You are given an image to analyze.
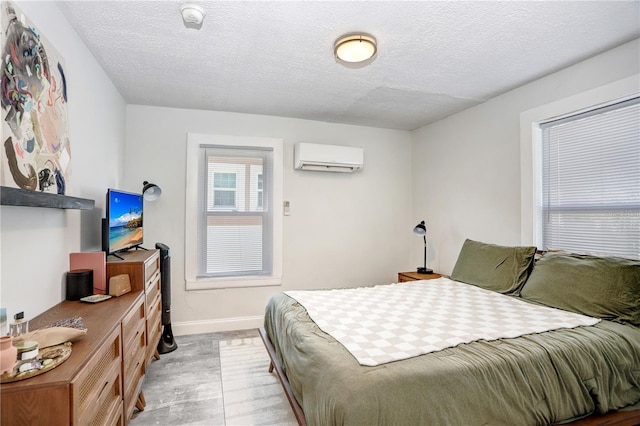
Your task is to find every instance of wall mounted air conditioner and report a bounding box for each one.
[294,143,364,173]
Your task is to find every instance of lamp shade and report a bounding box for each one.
[142,181,162,201]
[334,34,377,63]
[413,221,426,236]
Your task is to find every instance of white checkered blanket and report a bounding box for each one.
[285,277,600,366]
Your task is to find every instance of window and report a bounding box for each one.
[212,172,237,208]
[538,97,639,259]
[185,134,283,290]
[204,149,269,276]
[257,174,263,209]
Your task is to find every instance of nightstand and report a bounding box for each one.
[398,271,442,282]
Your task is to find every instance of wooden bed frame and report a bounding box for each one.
[259,327,640,426]
[259,327,307,426]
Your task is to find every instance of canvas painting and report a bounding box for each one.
[1,1,71,194]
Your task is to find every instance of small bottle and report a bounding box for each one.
[9,312,28,337]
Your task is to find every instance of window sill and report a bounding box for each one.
[186,275,282,291]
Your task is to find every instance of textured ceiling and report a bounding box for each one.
[56,1,640,131]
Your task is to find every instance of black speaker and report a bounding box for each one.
[101,218,108,253]
[156,242,177,354]
[66,269,94,301]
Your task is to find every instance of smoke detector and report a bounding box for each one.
[180,4,205,28]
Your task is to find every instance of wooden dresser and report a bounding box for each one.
[0,249,162,426]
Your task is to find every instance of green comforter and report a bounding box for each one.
[264,292,640,426]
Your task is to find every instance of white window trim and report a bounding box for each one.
[519,75,639,246]
[185,133,283,290]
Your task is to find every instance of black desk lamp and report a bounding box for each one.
[413,220,433,274]
[142,181,162,201]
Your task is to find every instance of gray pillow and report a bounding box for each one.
[520,252,640,325]
[450,239,537,294]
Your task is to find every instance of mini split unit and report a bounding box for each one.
[294,143,364,173]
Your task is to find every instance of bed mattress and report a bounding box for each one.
[264,291,640,425]
[284,278,599,366]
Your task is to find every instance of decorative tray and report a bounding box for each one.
[0,342,72,383]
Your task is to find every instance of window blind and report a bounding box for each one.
[540,97,640,259]
[197,145,273,277]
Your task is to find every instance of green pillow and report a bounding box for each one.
[450,239,537,294]
[520,252,640,325]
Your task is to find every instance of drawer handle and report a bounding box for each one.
[97,379,111,401]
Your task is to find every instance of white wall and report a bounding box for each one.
[0,2,125,322]
[412,39,640,275]
[125,106,412,333]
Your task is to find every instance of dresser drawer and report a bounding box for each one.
[147,291,162,333]
[87,363,122,426]
[102,397,124,426]
[145,273,162,354]
[71,327,122,426]
[145,273,161,312]
[146,291,162,362]
[144,252,160,285]
[123,342,146,421]
[120,293,146,423]
[123,319,146,378]
[122,295,145,348]
[122,296,144,345]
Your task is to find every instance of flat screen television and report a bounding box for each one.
[104,189,144,257]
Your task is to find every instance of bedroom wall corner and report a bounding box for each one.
[411,38,640,275]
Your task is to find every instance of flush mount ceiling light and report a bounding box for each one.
[180,3,206,29]
[334,34,377,65]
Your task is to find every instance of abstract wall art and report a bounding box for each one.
[1,1,71,195]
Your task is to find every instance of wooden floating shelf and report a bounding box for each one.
[0,186,95,210]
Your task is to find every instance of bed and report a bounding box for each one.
[260,239,640,425]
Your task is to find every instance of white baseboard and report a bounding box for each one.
[172,315,264,336]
